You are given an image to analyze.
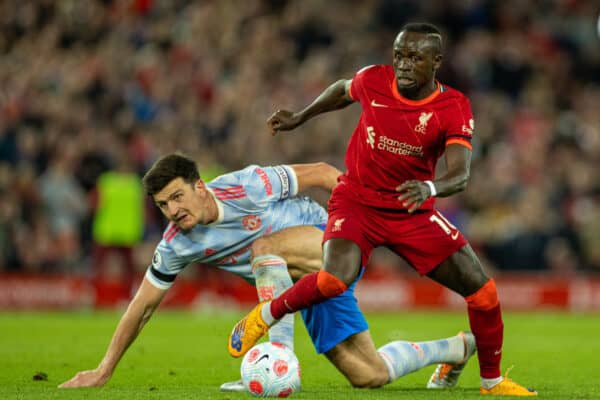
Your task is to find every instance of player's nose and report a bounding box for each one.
[167,201,179,218]
[397,57,413,70]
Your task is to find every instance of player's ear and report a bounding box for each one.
[433,54,442,70]
[195,179,206,190]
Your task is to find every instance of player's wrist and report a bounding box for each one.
[424,180,437,197]
[295,110,312,127]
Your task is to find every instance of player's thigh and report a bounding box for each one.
[427,243,489,297]
[322,238,363,285]
[251,225,323,279]
[324,331,389,388]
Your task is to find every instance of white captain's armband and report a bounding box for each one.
[273,165,293,199]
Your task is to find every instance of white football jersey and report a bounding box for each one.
[146,165,327,289]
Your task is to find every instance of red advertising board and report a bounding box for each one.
[1,269,599,311]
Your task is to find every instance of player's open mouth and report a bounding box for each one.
[397,77,415,86]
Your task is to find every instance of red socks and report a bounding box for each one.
[466,279,503,378]
[270,270,347,319]
[270,272,324,319]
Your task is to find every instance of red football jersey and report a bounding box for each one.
[340,64,474,210]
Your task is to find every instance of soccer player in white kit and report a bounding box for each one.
[59,153,338,390]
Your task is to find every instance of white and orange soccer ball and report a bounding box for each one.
[240,342,301,397]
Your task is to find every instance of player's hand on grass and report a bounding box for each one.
[267,110,302,135]
[58,368,110,388]
[396,180,431,213]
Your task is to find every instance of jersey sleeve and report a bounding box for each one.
[348,65,373,102]
[349,65,377,103]
[209,165,298,212]
[243,165,298,207]
[444,95,474,150]
[145,240,188,290]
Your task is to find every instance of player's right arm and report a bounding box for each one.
[267,79,354,136]
[58,277,167,388]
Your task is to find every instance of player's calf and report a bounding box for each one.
[346,365,389,388]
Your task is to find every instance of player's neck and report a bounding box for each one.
[204,191,219,224]
[399,80,438,101]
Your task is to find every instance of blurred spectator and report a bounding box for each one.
[39,146,87,270]
[91,148,144,292]
[0,0,598,274]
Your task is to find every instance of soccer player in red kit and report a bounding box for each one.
[229,23,537,396]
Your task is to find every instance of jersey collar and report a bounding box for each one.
[205,188,224,225]
[391,80,442,106]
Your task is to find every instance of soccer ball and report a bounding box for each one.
[240,342,301,397]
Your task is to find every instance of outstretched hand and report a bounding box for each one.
[58,369,110,388]
[396,180,432,213]
[267,110,302,136]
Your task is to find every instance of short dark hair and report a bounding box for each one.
[142,153,200,196]
[401,22,442,36]
[400,22,442,52]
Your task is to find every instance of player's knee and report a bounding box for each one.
[322,258,357,286]
[322,239,362,285]
[250,237,274,258]
[316,270,348,297]
[465,278,499,310]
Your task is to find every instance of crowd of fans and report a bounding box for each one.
[0,0,598,276]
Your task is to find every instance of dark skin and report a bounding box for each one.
[267,30,488,296]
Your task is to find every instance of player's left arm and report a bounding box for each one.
[431,143,472,197]
[398,93,474,213]
[288,162,342,192]
[397,145,471,213]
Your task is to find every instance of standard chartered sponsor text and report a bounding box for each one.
[378,136,423,157]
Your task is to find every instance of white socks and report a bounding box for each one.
[378,335,465,381]
[252,255,293,349]
[260,300,276,326]
[481,376,503,389]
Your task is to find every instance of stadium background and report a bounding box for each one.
[0,0,599,311]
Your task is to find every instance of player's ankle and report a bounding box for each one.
[481,376,503,389]
[261,301,277,326]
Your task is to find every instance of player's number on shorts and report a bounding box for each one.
[429,212,456,235]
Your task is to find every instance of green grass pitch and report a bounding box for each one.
[1,310,598,399]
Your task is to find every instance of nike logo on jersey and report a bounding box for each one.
[371,99,389,108]
[451,231,459,240]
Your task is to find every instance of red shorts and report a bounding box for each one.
[323,187,468,274]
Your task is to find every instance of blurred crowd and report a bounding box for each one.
[0,0,598,276]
